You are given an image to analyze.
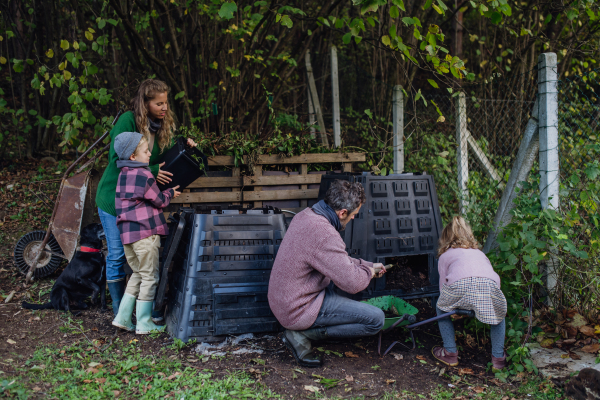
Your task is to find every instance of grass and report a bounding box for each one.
[1,334,567,400]
[2,338,280,399]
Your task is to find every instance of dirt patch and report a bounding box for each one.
[0,261,505,399]
[384,255,430,291]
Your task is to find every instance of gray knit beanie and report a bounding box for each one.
[114,132,144,160]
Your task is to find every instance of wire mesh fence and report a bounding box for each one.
[551,69,600,308]
[330,53,539,241]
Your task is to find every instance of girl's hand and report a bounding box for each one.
[187,138,198,147]
[157,162,173,185]
[171,185,181,198]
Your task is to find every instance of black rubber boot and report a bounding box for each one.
[282,328,327,368]
[107,280,126,316]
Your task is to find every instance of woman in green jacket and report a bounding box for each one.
[96,79,196,316]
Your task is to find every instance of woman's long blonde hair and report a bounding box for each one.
[130,79,175,153]
[437,216,480,257]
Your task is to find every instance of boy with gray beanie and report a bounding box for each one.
[111,131,181,334]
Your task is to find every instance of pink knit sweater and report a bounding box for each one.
[268,208,374,330]
[437,247,501,291]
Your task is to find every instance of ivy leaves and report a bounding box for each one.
[218,2,237,20]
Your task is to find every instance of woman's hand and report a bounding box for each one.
[156,162,173,185]
[187,138,198,147]
[171,185,181,199]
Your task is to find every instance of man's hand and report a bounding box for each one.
[371,263,387,278]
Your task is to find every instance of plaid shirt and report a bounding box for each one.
[115,166,174,245]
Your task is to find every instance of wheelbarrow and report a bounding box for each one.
[362,295,475,357]
[14,110,123,283]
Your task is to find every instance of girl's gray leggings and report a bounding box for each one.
[436,306,505,358]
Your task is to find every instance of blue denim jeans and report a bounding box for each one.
[98,208,127,283]
[310,286,384,338]
[436,306,506,358]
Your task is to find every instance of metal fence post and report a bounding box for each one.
[392,85,404,174]
[538,52,560,210]
[331,46,341,148]
[456,92,469,214]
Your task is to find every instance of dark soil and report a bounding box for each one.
[384,255,431,291]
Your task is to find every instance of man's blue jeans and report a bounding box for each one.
[98,208,127,283]
[309,286,384,338]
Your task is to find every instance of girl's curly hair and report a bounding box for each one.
[437,216,480,257]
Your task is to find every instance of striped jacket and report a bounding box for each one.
[115,166,174,245]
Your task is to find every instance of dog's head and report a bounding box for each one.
[79,223,105,249]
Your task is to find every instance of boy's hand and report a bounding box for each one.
[171,185,181,198]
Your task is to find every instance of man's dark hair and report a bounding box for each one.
[324,180,366,212]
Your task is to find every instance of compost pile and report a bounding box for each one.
[385,255,430,291]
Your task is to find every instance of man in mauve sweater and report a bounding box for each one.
[268,180,386,367]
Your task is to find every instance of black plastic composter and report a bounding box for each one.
[164,207,287,342]
[318,172,444,302]
[156,137,208,192]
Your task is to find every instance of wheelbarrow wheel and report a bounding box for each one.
[14,231,64,279]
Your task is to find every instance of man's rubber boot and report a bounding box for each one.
[107,280,126,316]
[282,328,327,368]
[112,293,136,332]
[135,300,166,335]
[152,300,164,324]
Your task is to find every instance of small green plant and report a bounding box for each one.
[170,338,197,352]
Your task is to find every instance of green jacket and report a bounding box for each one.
[95,111,171,216]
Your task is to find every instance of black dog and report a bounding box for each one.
[22,223,107,312]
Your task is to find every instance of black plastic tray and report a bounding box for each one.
[157,137,208,191]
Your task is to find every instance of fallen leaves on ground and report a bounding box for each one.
[344,351,359,358]
[540,338,554,348]
[569,352,581,360]
[391,353,403,360]
[416,355,426,360]
[566,313,587,330]
[581,343,600,353]
[471,386,485,393]
[580,325,596,337]
[385,379,396,384]
[458,368,474,375]
[6,339,16,344]
[345,375,354,382]
[166,372,182,380]
[304,385,319,393]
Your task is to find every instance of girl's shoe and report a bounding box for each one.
[135,300,166,335]
[492,352,508,370]
[432,346,459,366]
[112,293,136,331]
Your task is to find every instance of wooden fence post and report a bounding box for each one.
[392,85,404,174]
[331,46,341,148]
[305,50,330,148]
[456,92,469,214]
[307,82,316,138]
